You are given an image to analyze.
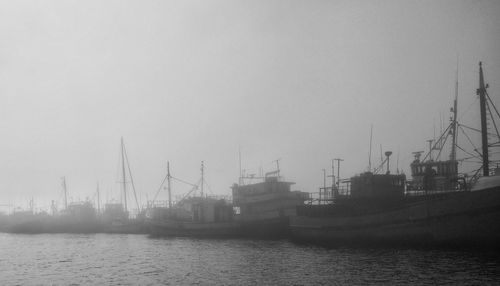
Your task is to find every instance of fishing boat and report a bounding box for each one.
[290,62,500,247]
[100,137,146,234]
[7,179,103,234]
[7,138,147,234]
[232,163,309,238]
[147,161,308,238]
[147,161,239,237]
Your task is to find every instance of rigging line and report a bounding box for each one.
[470,166,483,179]
[200,162,214,195]
[466,161,486,165]
[177,178,201,203]
[457,97,479,121]
[435,132,451,160]
[485,92,500,140]
[459,156,481,161]
[171,176,199,188]
[422,123,452,162]
[458,125,483,158]
[152,171,169,203]
[485,91,500,122]
[123,143,141,212]
[203,179,215,195]
[455,143,481,160]
[459,123,499,137]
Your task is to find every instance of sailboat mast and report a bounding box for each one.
[167,161,172,208]
[477,62,489,176]
[121,137,128,211]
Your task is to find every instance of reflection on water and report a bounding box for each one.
[0,233,498,285]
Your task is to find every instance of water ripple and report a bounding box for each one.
[0,233,498,285]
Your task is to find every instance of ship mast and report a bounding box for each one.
[167,161,172,208]
[62,176,68,210]
[200,161,204,197]
[450,62,459,162]
[121,137,128,212]
[477,62,489,176]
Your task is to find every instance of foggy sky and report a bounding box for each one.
[1,0,500,212]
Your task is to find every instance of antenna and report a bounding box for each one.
[322,168,326,203]
[274,158,281,178]
[396,147,400,174]
[385,151,393,174]
[334,158,343,189]
[331,159,335,187]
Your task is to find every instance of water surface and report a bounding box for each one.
[0,233,498,285]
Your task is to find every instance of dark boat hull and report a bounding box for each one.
[290,188,500,247]
[7,220,103,234]
[147,217,291,239]
[148,220,241,238]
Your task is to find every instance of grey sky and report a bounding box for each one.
[1,1,499,212]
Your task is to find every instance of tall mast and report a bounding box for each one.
[200,161,204,197]
[331,159,335,188]
[62,176,68,210]
[450,61,459,161]
[334,158,343,189]
[121,137,128,211]
[275,159,281,178]
[238,147,242,185]
[477,62,489,176]
[167,161,172,208]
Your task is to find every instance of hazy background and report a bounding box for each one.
[1,0,499,213]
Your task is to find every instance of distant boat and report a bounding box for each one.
[7,198,102,234]
[231,170,309,238]
[290,62,500,247]
[146,162,308,238]
[100,138,146,234]
[6,138,147,234]
[146,161,239,237]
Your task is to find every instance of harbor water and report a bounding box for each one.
[0,233,499,285]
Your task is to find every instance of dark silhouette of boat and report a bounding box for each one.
[147,161,308,238]
[290,62,500,247]
[6,138,147,234]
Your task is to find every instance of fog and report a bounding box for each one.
[1,0,499,213]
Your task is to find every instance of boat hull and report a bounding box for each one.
[290,188,500,247]
[148,220,242,238]
[147,217,291,239]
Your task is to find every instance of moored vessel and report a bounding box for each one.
[290,62,500,247]
[147,161,240,237]
[147,162,308,238]
[231,167,309,238]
